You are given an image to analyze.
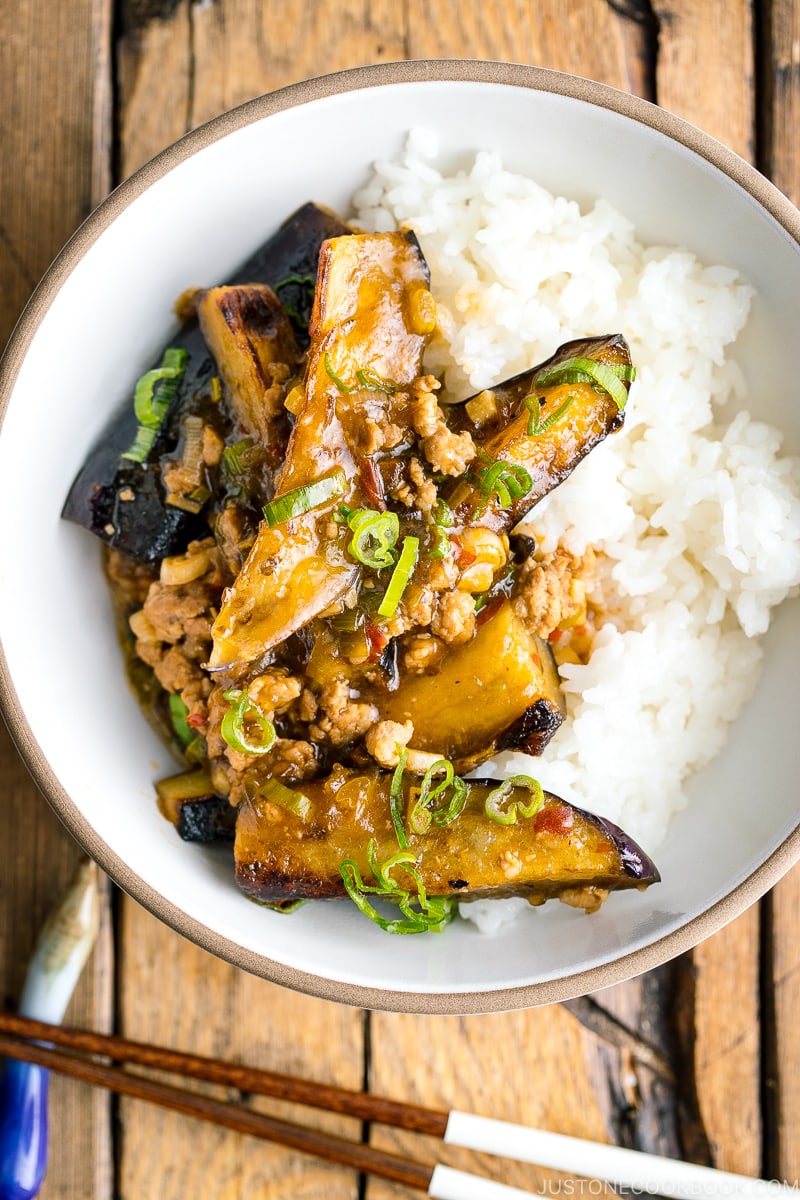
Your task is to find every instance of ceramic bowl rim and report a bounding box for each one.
[2,59,799,1014]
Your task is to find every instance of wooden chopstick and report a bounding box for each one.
[0,1011,446,1136]
[5,1012,789,1199]
[0,1026,434,1193]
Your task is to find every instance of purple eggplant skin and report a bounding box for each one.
[62,203,351,565]
[175,795,236,844]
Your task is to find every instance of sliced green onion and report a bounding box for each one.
[389,748,410,850]
[356,367,396,394]
[378,536,419,618]
[132,348,188,426]
[533,356,634,411]
[476,455,533,508]
[409,759,467,835]
[340,839,457,934]
[524,393,575,436]
[223,437,254,476]
[324,352,353,394]
[345,508,400,569]
[121,347,188,463]
[169,693,193,746]
[433,498,454,527]
[484,775,544,826]
[258,777,311,821]
[429,526,451,559]
[220,689,276,756]
[262,468,348,527]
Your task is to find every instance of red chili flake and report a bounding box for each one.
[476,596,503,627]
[360,459,386,510]
[365,621,390,662]
[531,652,541,669]
[534,804,575,836]
[450,534,476,568]
[186,712,207,729]
[548,628,563,644]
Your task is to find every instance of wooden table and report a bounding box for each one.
[1,2,798,1195]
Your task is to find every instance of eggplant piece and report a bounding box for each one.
[155,767,235,843]
[234,766,660,905]
[196,283,297,458]
[62,203,350,563]
[373,599,565,772]
[209,231,435,671]
[446,334,632,532]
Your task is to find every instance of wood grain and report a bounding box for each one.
[655,0,755,159]
[0,1,114,1197]
[116,901,364,1199]
[761,2,800,1183]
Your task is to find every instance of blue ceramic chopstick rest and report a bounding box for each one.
[0,862,100,1200]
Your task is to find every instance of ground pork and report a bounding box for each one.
[104,548,157,610]
[309,678,379,748]
[410,375,476,476]
[402,633,445,674]
[512,548,595,638]
[430,589,476,645]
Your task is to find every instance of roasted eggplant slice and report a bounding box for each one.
[62,203,350,563]
[447,334,632,531]
[234,766,660,906]
[374,599,565,771]
[196,283,297,458]
[155,768,235,843]
[209,231,435,670]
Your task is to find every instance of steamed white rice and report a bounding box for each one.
[352,131,800,869]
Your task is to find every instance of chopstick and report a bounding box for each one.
[0,1012,792,1199]
[0,1011,446,1135]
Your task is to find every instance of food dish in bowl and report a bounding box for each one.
[1,61,799,1012]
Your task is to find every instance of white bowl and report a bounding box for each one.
[1,61,798,1014]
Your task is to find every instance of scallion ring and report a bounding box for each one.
[484,775,544,826]
[257,777,311,821]
[344,508,400,569]
[525,393,575,437]
[476,456,533,508]
[389,748,410,850]
[377,536,419,618]
[533,356,634,411]
[262,468,348,527]
[356,367,396,394]
[121,347,188,463]
[323,352,353,394]
[220,689,276,756]
[409,759,467,835]
[340,840,457,935]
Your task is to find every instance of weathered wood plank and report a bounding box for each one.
[117,900,363,1199]
[655,0,755,159]
[0,0,112,346]
[761,0,800,1180]
[366,1004,616,1198]
[0,1,114,1196]
[118,0,407,178]
[407,0,652,96]
[759,0,800,207]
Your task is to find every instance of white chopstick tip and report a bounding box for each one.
[443,1111,796,1198]
[428,1164,539,1200]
